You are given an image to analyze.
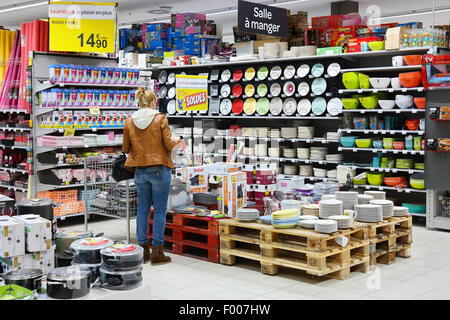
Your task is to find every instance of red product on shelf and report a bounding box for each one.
[233,69,243,82]
[232,99,243,115]
[255,170,276,185]
[347,36,384,53]
[399,71,422,88]
[232,84,242,98]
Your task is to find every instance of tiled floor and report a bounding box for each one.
[59,216,450,300]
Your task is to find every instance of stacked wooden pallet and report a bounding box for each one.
[148,211,225,263]
[353,216,412,266]
[219,219,370,280]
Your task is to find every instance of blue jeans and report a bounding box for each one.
[134,166,171,246]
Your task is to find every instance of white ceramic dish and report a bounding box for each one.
[396,95,414,109]
[378,100,396,109]
[369,78,391,89]
[391,77,401,89]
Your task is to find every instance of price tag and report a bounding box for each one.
[372,149,378,153]
[364,130,369,134]
[374,130,379,134]
[361,110,365,114]
[64,128,75,136]
[370,167,375,171]
[378,187,383,191]
[365,186,370,189]
[353,149,358,153]
[268,77,273,81]
[392,169,398,173]
[358,89,363,93]
[377,110,383,114]
[89,106,100,115]
[255,78,260,82]
[388,89,394,93]
[373,89,378,93]
[412,110,417,114]
[281,77,286,81]
[402,150,407,154]
[418,88,424,92]
[402,88,407,92]
[319,161,324,164]
[409,170,414,174]
[394,150,399,154]
[396,110,401,114]
[405,189,411,193]
[347,130,351,134]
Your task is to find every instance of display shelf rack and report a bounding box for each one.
[36,180,114,192]
[0,127,31,132]
[340,65,422,73]
[353,184,426,193]
[0,185,28,192]
[35,143,122,153]
[338,147,425,155]
[168,114,342,120]
[0,144,29,150]
[0,110,29,114]
[341,109,425,114]
[339,87,424,94]
[35,106,138,116]
[55,212,87,220]
[344,165,424,174]
[278,174,338,182]
[338,129,424,135]
[198,152,341,165]
[34,79,140,93]
[0,167,29,174]
[222,136,339,144]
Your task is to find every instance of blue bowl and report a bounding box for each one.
[340,136,358,148]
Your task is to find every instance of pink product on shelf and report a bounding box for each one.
[70,137,84,146]
[0,131,6,139]
[62,65,71,83]
[245,170,255,185]
[255,170,276,185]
[69,65,78,83]
[72,169,84,182]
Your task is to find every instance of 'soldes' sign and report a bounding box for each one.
[237,0,287,38]
[176,75,208,112]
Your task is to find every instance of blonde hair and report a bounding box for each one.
[135,87,157,109]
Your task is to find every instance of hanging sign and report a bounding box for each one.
[176,75,208,112]
[237,0,287,38]
[49,2,118,53]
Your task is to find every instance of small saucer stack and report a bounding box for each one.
[335,191,359,210]
[364,191,386,200]
[319,199,343,218]
[315,220,338,233]
[354,204,383,222]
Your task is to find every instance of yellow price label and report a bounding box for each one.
[89,106,100,115]
[64,128,75,136]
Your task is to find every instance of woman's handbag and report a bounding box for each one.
[112,153,135,182]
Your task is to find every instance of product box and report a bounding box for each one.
[178,166,209,189]
[221,171,247,217]
[330,26,358,47]
[31,246,55,274]
[385,27,408,50]
[0,216,25,257]
[146,23,171,32]
[149,40,169,50]
[398,22,423,29]
[348,36,384,52]
[13,214,52,253]
[312,13,361,29]
[208,163,242,175]
[150,31,167,41]
[0,254,33,273]
[316,46,343,55]
[253,184,276,206]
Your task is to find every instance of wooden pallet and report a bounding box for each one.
[150,211,225,235]
[369,230,412,266]
[353,216,412,240]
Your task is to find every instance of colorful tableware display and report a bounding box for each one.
[311,63,325,77]
[297,99,312,116]
[221,69,231,82]
[270,83,282,97]
[245,67,256,81]
[297,64,310,78]
[257,83,268,97]
[312,97,327,115]
[270,65,282,80]
[284,65,296,79]
[256,98,270,115]
[245,84,255,97]
[298,82,310,96]
[232,99,244,115]
[257,66,269,80]
[233,69,243,82]
[243,98,256,115]
[311,77,327,95]
[269,97,283,115]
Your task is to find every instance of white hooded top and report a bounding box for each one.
[131,108,160,130]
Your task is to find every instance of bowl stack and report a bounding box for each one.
[354,204,383,222]
[259,215,273,225]
[325,154,343,161]
[301,203,319,216]
[327,169,337,179]
[393,206,409,217]
[281,127,297,139]
[283,164,297,175]
[329,215,354,229]
[313,168,327,178]
[335,191,359,210]
[272,209,300,229]
[298,126,315,139]
[298,46,317,56]
[237,208,260,222]
[297,148,310,159]
[299,165,313,176]
[364,191,386,200]
[315,220,338,233]
[299,215,318,229]
[310,147,328,160]
[283,148,297,158]
[319,199,343,218]
[268,129,280,138]
[358,194,374,204]
[369,200,394,218]
[326,132,341,140]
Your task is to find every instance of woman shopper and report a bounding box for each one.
[122,87,180,265]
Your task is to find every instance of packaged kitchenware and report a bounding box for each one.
[71,262,101,284]
[12,214,52,252]
[47,266,91,299]
[4,269,43,293]
[55,230,94,254]
[100,243,144,272]
[99,267,143,290]
[70,237,114,264]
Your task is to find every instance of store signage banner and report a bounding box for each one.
[237,0,287,37]
[176,75,208,112]
[49,2,118,53]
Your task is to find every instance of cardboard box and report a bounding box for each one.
[31,247,55,274]
[0,254,33,273]
[316,46,343,55]
[221,171,247,217]
[385,27,408,50]
[0,216,25,257]
[348,36,384,52]
[13,214,51,252]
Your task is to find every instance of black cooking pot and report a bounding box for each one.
[55,251,73,268]
[100,243,143,272]
[4,269,43,292]
[70,237,113,264]
[71,262,101,284]
[55,230,94,254]
[17,198,53,221]
[99,267,143,290]
[47,266,91,299]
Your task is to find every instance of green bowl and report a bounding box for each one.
[383,138,395,149]
[342,72,360,90]
[402,203,425,213]
[359,73,371,89]
[353,178,367,185]
[355,138,372,148]
[359,95,378,109]
[396,159,414,169]
[367,172,384,186]
[369,41,385,51]
[410,179,425,189]
[342,98,360,109]
[414,162,425,170]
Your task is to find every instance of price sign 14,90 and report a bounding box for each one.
[77,33,108,49]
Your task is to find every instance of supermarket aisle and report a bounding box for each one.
[58,217,450,300]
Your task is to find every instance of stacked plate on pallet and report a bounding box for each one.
[315,220,338,233]
[259,215,273,225]
[272,209,299,229]
[298,126,314,139]
[358,194,374,204]
[354,204,383,222]
[280,199,301,215]
[370,200,394,218]
[310,147,328,160]
[335,191,359,210]
[301,203,319,216]
[393,206,409,217]
[328,215,354,229]
[364,191,386,200]
[236,208,259,222]
[319,199,343,218]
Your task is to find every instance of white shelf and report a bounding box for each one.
[346,165,424,174]
[0,167,28,174]
[0,127,31,132]
[339,147,425,155]
[36,143,122,152]
[45,81,140,89]
[0,144,29,150]
[339,87,424,94]
[278,174,338,182]
[222,136,339,143]
[168,114,341,120]
[353,184,426,193]
[342,109,425,114]
[0,109,28,114]
[341,65,422,73]
[55,212,86,220]
[338,129,424,135]
[0,185,28,192]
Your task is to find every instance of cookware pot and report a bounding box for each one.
[55,230,94,253]
[47,266,91,299]
[4,269,43,292]
[100,243,144,272]
[99,267,143,290]
[56,251,74,268]
[70,237,114,264]
[71,262,101,284]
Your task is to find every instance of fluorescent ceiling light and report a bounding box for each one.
[374,6,450,20]
[0,0,62,14]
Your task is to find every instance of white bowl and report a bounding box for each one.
[392,56,404,67]
[369,78,391,89]
[391,77,401,89]
[395,95,414,109]
[378,100,396,109]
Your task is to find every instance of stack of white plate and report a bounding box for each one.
[299,215,318,221]
[264,43,279,58]
[290,46,302,56]
[281,199,301,215]
[315,220,338,233]
[255,127,269,138]
[298,126,315,139]
[326,132,341,140]
[335,191,359,210]
[299,165,313,176]
[281,127,297,139]
[327,169,337,179]
[243,147,255,156]
[283,148,296,158]
[313,167,327,178]
[329,215,354,229]
[242,127,255,137]
[268,129,280,138]
[282,50,296,58]
[297,148,310,159]
[310,147,328,160]
[319,199,343,218]
[393,206,409,217]
[298,46,317,56]
[364,191,386,200]
[258,47,265,59]
[354,204,383,222]
[268,147,280,158]
[299,219,318,229]
[255,144,267,157]
[283,165,297,175]
[321,194,336,200]
[370,200,394,218]
[358,194,374,204]
[278,42,289,52]
[236,208,259,222]
[326,154,343,161]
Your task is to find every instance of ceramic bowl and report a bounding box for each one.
[391,77,401,89]
[369,78,391,89]
[395,95,414,109]
[392,56,404,67]
[378,100,396,110]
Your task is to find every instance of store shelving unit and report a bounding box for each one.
[338,147,425,155]
[342,109,425,114]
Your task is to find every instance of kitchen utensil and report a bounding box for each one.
[378,100,396,109]
[369,78,391,89]
[414,97,426,109]
[270,83,281,97]
[47,266,91,299]
[359,73,371,89]
[4,269,43,292]
[367,172,384,186]
[391,77,401,88]
[399,71,422,88]
[342,98,359,109]
[99,267,143,290]
[355,138,372,148]
[392,56,404,67]
[396,95,414,109]
[403,55,422,66]
[342,72,360,89]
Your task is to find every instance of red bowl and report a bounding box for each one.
[384,176,407,187]
[393,141,405,150]
[403,55,423,66]
[414,97,426,109]
[232,99,244,115]
[232,84,243,97]
[233,69,243,82]
[399,71,422,88]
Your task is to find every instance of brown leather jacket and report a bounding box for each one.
[122,112,178,169]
